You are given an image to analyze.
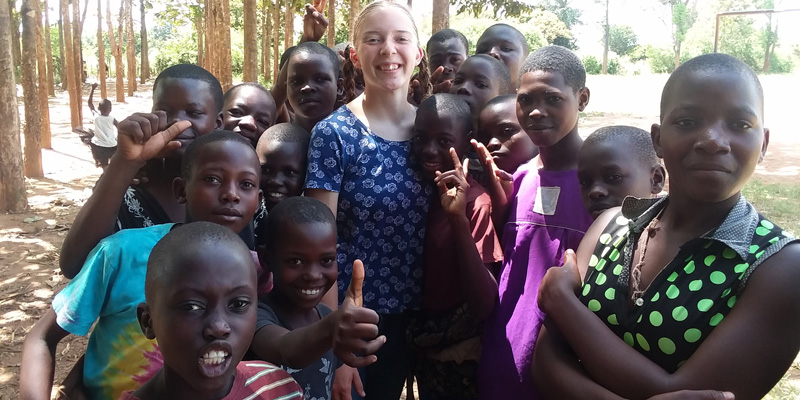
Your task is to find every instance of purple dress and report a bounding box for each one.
[478,160,593,399]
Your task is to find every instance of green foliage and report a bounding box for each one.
[646,46,678,73]
[448,9,568,55]
[152,34,198,76]
[718,15,760,70]
[766,52,793,74]
[606,58,622,75]
[452,0,534,18]
[583,55,601,74]
[542,0,582,29]
[608,25,637,57]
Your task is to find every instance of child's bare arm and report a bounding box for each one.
[59,117,191,278]
[435,149,498,320]
[252,261,385,369]
[20,309,70,400]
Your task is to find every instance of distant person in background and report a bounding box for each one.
[88,83,119,170]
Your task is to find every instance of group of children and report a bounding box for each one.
[19,1,799,400]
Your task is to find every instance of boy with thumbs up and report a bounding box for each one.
[251,197,384,399]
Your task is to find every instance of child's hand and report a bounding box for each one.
[333,260,385,368]
[435,148,470,216]
[471,139,513,205]
[430,65,453,94]
[538,249,581,314]
[115,113,191,165]
[408,66,451,106]
[332,365,364,400]
[301,1,328,43]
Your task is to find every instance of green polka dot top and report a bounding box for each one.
[579,195,797,373]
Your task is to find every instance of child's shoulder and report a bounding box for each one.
[103,223,175,246]
[234,361,303,399]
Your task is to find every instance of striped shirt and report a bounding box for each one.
[118,362,303,400]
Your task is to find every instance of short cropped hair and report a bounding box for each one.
[145,221,250,301]
[479,24,529,56]
[519,45,586,92]
[263,197,336,251]
[467,54,512,94]
[660,53,764,117]
[418,93,472,136]
[279,46,297,70]
[482,94,516,111]
[153,64,224,112]
[223,82,271,104]
[426,28,469,55]
[293,41,341,79]
[181,130,255,180]
[584,125,660,167]
[257,123,311,147]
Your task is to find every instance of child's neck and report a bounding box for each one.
[538,129,582,171]
[661,191,741,239]
[294,116,318,133]
[266,293,321,329]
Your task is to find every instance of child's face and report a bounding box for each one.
[140,245,257,396]
[287,52,339,127]
[516,70,588,148]
[177,141,262,233]
[153,78,221,154]
[475,26,525,86]
[353,6,423,93]
[578,140,659,219]
[269,221,337,311]
[255,140,307,211]
[222,86,277,148]
[450,57,504,115]
[477,100,537,173]
[428,37,467,82]
[653,70,768,204]
[413,108,469,180]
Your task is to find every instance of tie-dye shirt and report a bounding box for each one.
[53,224,175,400]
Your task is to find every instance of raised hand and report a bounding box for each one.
[302,1,329,43]
[471,139,513,227]
[114,112,191,165]
[408,66,451,106]
[538,249,582,314]
[332,260,385,368]
[434,148,470,217]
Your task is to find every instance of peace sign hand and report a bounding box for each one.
[302,1,329,43]
[434,148,470,217]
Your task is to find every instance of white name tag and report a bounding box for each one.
[533,186,560,215]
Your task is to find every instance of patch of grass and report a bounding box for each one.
[742,179,800,237]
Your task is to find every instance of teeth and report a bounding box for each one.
[300,288,321,296]
[202,350,229,365]
[379,64,400,71]
[266,192,284,198]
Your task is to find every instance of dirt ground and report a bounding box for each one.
[1,74,798,399]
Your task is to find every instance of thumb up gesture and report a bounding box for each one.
[333,260,385,367]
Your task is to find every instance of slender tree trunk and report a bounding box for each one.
[283,0,293,49]
[97,0,106,98]
[71,0,83,121]
[194,6,204,67]
[601,0,608,74]
[220,0,231,90]
[57,11,65,87]
[327,0,334,47]
[21,0,43,177]
[44,3,55,95]
[261,0,271,83]
[348,0,359,42]
[243,0,257,82]
[9,0,21,70]
[106,0,123,102]
[203,0,212,77]
[125,0,135,95]
[205,0,231,90]
[0,0,27,212]
[33,0,51,149]
[272,0,279,82]
[140,0,148,83]
[432,0,448,34]
[60,0,80,128]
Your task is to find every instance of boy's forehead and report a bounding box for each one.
[192,141,260,170]
[429,38,466,55]
[155,78,215,104]
[519,69,572,92]
[479,26,520,44]
[662,68,763,116]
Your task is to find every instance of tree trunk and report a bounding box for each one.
[57,10,65,88]
[125,0,135,96]
[106,0,124,102]
[283,0,293,49]
[326,0,334,47]
[243,0,257,82]
[44,3,55,96]
[194,5,204,67]
[601,0,608,74]
[71,0,83,122]
[21,0,43,177]
[97,0,106,98]
[139,0,148,83]
[261,0,271,83]
[432,0,448,34]
[762,20,777,73]
[9,0,21,71]
[203,0,212,76]
[348,0,359,42]
[220,0,231,90]
[205,0,231,90]
[272,0,279,82]
[0,0,27,212]
[60,0,80,128]
[673,43,681,69]
[33,0,51,149]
